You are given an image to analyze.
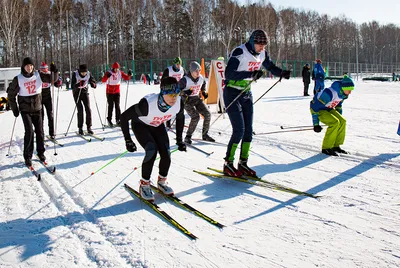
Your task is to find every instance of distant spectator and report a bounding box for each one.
[312,59,325,95]
[302,63,311,96]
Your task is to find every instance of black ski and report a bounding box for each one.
[150,185,224,229]
[186,143,214,156]
[75,131,91,142]
[27,165,41,180]
[46,135,64,147]
[35,155,56,174]
[124,183,197,240]
[85,132,105,141]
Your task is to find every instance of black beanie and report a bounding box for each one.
[79,64,88,72]
[22,57,34,67]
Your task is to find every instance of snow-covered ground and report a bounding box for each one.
[0,77,399,268]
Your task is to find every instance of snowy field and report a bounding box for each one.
[0,77,399,268]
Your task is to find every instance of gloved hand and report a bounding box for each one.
[106,72,112,78]
[90,82,97,88]
[176,142,186,152]
[201,91,208,99]
[50,62,58,73]
[251,70,264,81]
[127,69,133,76]
[313,125,322,133]
[13,109,19,118]
[281,70,291,80]
[125,140,137,152]
[56,77,62,87]
[183,88,193,96]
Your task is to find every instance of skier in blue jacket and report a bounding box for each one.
[312,59,325,94]
[310,75,355,156]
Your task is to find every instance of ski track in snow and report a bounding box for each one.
[1,79,399,268]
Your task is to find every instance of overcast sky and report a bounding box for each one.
[240,0,400,26]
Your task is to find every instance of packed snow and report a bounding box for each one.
[0,77,399,268]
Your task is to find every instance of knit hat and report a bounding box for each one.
[249,29,267,45]
[40,62,48,70]
[22,57,34,67]
[112,62,120,69]
[79,64,88,72]
[189,61,201,72]
[173,57,182,65]
[316,59,322,64]
[341,76,354,91]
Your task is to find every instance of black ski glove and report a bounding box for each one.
[251,70,264,81]
[281,70,291,80]
[13,108,19,118]
[183,88,192,96]
[90,82,97,88]
[106,72,112,78]
[313,125,322,133]
[50,62,58,73]
[201,91,208,99]
[125,140,137,152]
[176,142,186,152]
[127,69,133,76]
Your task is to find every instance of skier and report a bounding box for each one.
[101,62,132,127]
[179,61,214,144]
[7,57,47,166]
[39,62,61,139]
[312,59,325,95]
[310,75,355,156]
[223,29,291,177]
[162,57,185,129]
[120,77,186,201]
[71,64,97,135]
[65,76,70,90]
[302,63,311,96]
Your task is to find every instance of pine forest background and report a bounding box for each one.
[1,0,400,79]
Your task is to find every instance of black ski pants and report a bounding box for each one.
[106,93,121,123]
[132,121,171,180]
[42,95,54,136]
[21,111,45,160]
[184,96,211,137]
[73,90,92,129]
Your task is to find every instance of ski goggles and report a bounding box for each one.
[161,83,181,96]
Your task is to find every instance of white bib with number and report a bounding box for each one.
[17,72,42,96]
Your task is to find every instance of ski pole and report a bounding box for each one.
[54,81,61,155]
[91,87,104,131]
[6,117,17,156]
[124,80,129,111]
[253,127,314,135]
[90,150,129,176]
[65,87,83,136]
[253,78,282,105]
[207,79,256,133]
[51,71,57,156]
[280,125,314,130]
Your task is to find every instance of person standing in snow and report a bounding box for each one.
[310,75,355,156]
[179,61,215,144]
[120,77,186,201]
[7,57,47,166]
[302,63,311,96]
[71,64,97,135]
[312,59,325,95]
[223,29,291,177]
[162,57,185,129]
[101,62,132,127]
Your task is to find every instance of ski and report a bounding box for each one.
[75,131,91,142]
[85,132,105,141]
[186,143,214,156]
[193,168,319,199]
[27,165,41,180]
[150,185,224,229]
[124,183,198,240]
[102,124,120,129]
[35,156,56,174]
[46,135,64,147]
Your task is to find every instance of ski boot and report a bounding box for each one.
[332,146,348,154]
[223,160,242,177]
[321,149,338,156]
[184,135,192,144]
[238,159,257,178]
[25,158,32,167]
[107,119,113,127]
[87,127,94,135]
[78,128,84,135]
[202,133,215,142]
[115,120,121,127]
[157,175,174,195]
[37,153,46,162]
[139,179,154,201]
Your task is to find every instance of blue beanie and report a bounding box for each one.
[341,76,354,91]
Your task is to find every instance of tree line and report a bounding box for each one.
[0,0,399,73]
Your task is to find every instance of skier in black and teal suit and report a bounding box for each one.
[223,29,291,177]
[310,75,355,156]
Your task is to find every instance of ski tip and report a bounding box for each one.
[37,174,41,181]
[91,172,94,175]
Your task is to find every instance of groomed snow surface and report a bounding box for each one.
[0,78,399,268]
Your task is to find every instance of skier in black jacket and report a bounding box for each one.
[302,63,311,96]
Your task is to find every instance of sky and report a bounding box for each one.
[241,0,400,26]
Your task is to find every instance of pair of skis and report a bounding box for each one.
[27,156,57,181]
[75,131,105,142]
[124,183,224,240]
[194,167,320,199]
